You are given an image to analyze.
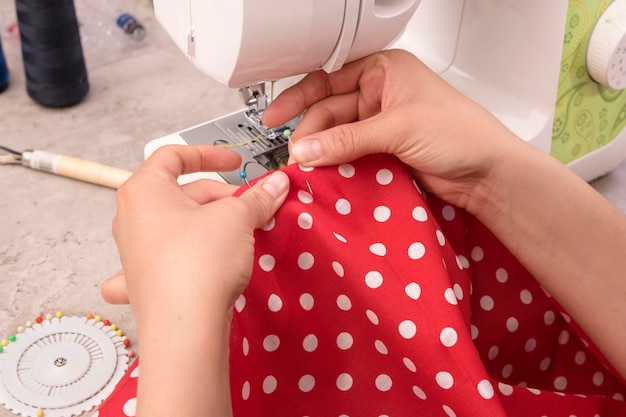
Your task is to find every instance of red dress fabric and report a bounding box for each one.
[96,154,626,417]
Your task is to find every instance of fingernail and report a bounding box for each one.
[292,139,321,163]
[262,171,290,198]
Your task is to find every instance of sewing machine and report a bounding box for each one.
[146,0,626,184]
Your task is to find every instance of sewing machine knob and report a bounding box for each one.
[587,0,626,89]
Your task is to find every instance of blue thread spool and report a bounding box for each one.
[0,36,8,93]
[116,13,146,41]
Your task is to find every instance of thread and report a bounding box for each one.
[0,36,8,93]
[15,0,89,107]
[116,13,146,41]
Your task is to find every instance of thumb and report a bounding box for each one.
[238,170,290,229]
[101,269,130,304]
[290,114,402,167]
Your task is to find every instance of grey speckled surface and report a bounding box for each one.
[0,1,625,417]
[0,1,241,416]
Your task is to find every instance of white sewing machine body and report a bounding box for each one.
[147,0,626,185]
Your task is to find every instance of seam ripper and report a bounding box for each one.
[0,146,133,189]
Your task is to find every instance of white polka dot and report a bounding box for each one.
[300,293,314,311]
[297,212,313,229]
[471,324,479,340]
[398,320,417,339]
[436,230,446,246]
[408,242,426,260]
[524,338,537,352]
[376,169,393,185]
[436,371,454,389]
[558,330,570,345]
[336,373,354,391]
[259,254,276,272]
[242,381,250,400]
[123,398,137,416]
[336,294,352,311]
[575,351,586,365]
[332,261,345,277]
[297,189,313,204]
[443,405,457,417]
[520,290,533,305]
[498,382,514,396]
[366,310,379,325]
[488,346,499,360]
[375,340,388,355]
[268,294,283,312]
[453,284,464,300]
[506,317,519,332]
[403,357,417,372]
[373,206,392,222]
[303,334,318,352]
[243,338,249,356]
[336,332,354,350]
[335,198,352,215]
[502,364,513,378]
[613,393,625,401]
[412,206,428,222]
[263,376,278,394]
[130,365,139,378]
[413,385,427,400]
[261,217,275,231]
[470,246,484,262]
[544,310,556,325]
[480,295,495,311]
[366,240,390,257]
[440,327,458,347]
[365,270,384,289]
[554,376,568,391]
[263,335,280,352]
[561,312,572,323]
[376,374,393,391]
[477,380,495,399]
[235,294,246,313]
[298,252,315,270]
[444,288,458,305]
[405,282,421,300]
[593,371,605,386]
[527,387,541,395]
[333,232,347,243]
[442,205,456,221]
[413,180,423,194]
[540,357,551,371]
[299,375,315,392]
[495,268,508,283]
[338,164,355,178]
[456,255,470,270]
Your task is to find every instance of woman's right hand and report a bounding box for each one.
[266,50,626,381]
[263,49,528,212]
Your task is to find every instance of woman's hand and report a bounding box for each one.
[103,144,289,417]
[263,49,525,211]
[103,145,289,314]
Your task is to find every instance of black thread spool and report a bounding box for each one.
[0,36,8,93]
[16,0,89,107]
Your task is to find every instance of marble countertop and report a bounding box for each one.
[0,1,625,416]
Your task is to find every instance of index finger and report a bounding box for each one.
[141,145,242,182]
[263,54,380,127]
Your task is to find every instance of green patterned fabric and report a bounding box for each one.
[553,0,626,163]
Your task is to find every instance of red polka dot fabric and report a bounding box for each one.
[97,154,626,417]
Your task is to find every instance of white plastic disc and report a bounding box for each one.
[0,316,130,417]
[587,0,626,89]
